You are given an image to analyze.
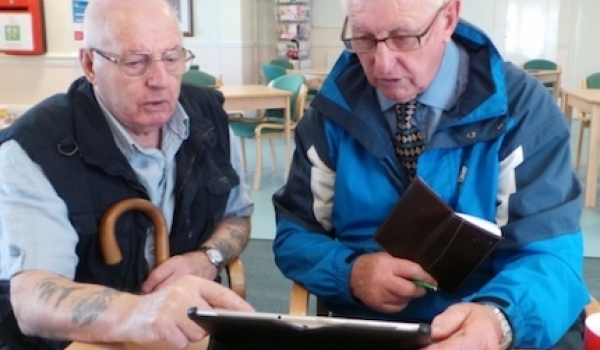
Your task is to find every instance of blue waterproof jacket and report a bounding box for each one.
[273,21,589,349]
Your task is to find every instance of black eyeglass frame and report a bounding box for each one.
[340,3,448,53]
[90,47,196,77]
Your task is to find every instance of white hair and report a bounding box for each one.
[341,0,449,15]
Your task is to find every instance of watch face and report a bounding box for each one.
[206,248,224,267]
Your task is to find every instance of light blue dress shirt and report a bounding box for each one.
[0,98,253,278]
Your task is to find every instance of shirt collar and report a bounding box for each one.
[377,40,461,112]
[96,97,190,159]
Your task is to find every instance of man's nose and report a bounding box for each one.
[146,58,170,85]
[372,40,397,73]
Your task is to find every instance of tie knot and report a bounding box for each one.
[395,100,417,117]
[396,100,418,122]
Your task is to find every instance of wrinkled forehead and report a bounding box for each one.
[346,0,441,35]
[97,6,183,53]
[101,11,182,53]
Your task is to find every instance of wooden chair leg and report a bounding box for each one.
[253,136,263,190]
[576,119,587,169]
[239,138,247,172]
[269,138,278,172]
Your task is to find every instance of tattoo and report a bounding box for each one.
[38,280,83,307]
[71,289,120,326]
[213,217,250,262]
[36,278,120,327]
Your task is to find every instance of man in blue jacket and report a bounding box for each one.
[273,0,589,349]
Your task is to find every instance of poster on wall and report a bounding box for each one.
[164,0,193,36]
[0,13,34,51]
[72,0,89,41]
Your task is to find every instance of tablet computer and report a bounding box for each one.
[188,308,432,350]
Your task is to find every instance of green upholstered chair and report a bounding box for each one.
[229,74,307,190]
[182,64,222,88]
[575,72,600,168]
[522,59,560,92]
[181,65,245,120]
[261,63,288,85]
[269,58,295,70]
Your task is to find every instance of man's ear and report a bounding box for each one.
[441,0,461,43]
[80,48,96,84]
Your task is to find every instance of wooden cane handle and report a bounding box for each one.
[99,198,169,266]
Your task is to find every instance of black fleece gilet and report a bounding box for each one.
[0,77,238,349]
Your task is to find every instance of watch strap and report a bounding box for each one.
[479,303,513,350]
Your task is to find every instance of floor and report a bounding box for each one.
[240,119,600,258]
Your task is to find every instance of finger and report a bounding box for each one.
[163,326,191,350]
[379,300,409,313]
[430,304,470,340]
[141,261,177,294]
[197,281,254,311]
[177,318,209,344]
[390,259,437,286]
[148,273,182,293]
[385,277,428,300]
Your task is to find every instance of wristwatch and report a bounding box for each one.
[200,246,225,269]
[482,304,513,350]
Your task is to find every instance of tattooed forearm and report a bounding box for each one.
[36,278,120,327]
[210,216,250,262]
[71,289,120,326]
[38,279,83,307]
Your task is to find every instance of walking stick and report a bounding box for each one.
[99,198,169,266]
[98,197,246,299]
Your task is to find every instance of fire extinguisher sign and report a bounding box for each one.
[0,13,34,51]
[72,0,89,41]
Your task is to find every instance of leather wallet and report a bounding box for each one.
[374,178,502,293]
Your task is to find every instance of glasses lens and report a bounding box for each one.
[162,49,187,75]
[386,37,420,52]
[119,53,150,77]
[351,38,376,53]
[116,49,192,77]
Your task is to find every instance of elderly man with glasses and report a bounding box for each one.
[0,0,254,349]
[273,0,588,349]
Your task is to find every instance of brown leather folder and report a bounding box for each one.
[374,178,502,293]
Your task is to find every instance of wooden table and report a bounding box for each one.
[0,105,13,129]
[561,88,600,207]
[218,84,293,176]
[526,69,562,100]
[66,338,209,350]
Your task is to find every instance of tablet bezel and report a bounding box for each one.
[188,307,432,350]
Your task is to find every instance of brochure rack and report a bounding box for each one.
[275,0,311,68]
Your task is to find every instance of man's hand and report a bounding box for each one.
[421,302,504,350]
[120,275,254,349]
[12,271,254,349]
[141,251,218,293]
[349,252,436,313]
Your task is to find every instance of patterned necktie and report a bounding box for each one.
[395,101,425,181]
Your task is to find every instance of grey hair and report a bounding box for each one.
[341,0,449,15]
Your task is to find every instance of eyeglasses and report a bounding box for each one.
[90,47,196,77]
[340,4,446,53]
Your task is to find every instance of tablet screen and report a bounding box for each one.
[188,308,432,350]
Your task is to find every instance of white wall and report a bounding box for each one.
[0,0,597,107]
[558,0,600,89]
[0,0,258,106]
[0,0,81,106]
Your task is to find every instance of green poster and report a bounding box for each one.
[4,25,20,41]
